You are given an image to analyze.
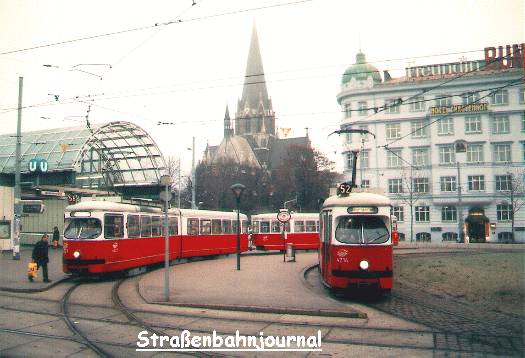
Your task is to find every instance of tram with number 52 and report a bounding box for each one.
[318,183,398,293]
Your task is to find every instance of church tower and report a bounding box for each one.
[235,23,276,167]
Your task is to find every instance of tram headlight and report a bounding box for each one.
[359,260,369,270]
[73,251,80,259]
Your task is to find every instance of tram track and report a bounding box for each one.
[60,282,113,357]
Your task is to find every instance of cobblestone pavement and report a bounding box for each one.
[366,254,525,356]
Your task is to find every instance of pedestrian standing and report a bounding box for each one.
[52,226,60,249]
[32,234,51,283]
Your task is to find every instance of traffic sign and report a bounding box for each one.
[277,210,291,223]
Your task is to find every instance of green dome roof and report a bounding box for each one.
[342,52,382,85]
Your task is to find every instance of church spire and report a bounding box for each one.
[224,105,232,138]
[238,23,271,115]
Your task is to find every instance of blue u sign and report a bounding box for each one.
[28,159,49,173]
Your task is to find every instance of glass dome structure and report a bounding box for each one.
[0,121,166,189]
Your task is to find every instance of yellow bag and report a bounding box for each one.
[27,262,38,279]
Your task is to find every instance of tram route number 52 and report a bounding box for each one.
[337,182,354,196]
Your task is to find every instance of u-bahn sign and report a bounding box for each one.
[28,159,48,173]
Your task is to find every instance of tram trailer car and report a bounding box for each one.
[63,201,249,275]
[251,213,320,251]
[319,192,396,292]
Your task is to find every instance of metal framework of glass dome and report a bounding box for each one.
[0,121,166,189]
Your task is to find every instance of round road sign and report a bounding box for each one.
[277,210,291,223]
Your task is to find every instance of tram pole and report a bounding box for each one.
[160,175,172,301]
[230,183,245,271]
[13,77,23,260]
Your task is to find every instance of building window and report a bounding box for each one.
[360,150,369,168]
[497,232,513,242]
[439,146,456,164]
[442,232,458,242]
[416,232,431,242]
[435,95,452,107]
[411,120,428,138]
[415,207,430,222]
[493,144,511,163]
[413,178,430,193]
[465,116,482,134]
[391,206,404,222]
[245,118,251,133]
[358,101,367,116]
[467,144,484,163]
[492,115,510,134]
[522,112,525,132]
[412,148,429,166]
[385,98,400,114]
[440,176,457,192]
[495,175,511,191]
[360,180,370,188]
[346,132,352,144]
[386,123,401,139]
[520,88,524,104]
[437,118,454,135]
[462,92,479,105]
[441,206,457,222]
[468,175,485,191]
[492,89,508,105]
[388,178,403,193]
[345,152,354,171]
[387,149,402,168]
[410,96,425,112]
[344,103,351,118]
[496,204,513,221]
[359,124,369,142]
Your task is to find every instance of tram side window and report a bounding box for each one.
[169,217,178,235]
[316,221,320,233]
[127,215,140,238]
[242,220,248,234]
[260,221,270,233]
[212,219,222,235]
[294,220,305,233]
[253,221,259,234]
[222,220,232,234]
[200,219,212,235]
[151,216,161,237]
[305,220,317,232]
[271,221,281,233]
[140,216,152,238]
[188,218,199,235]
[104,214,124,239]
[232,220,239,233]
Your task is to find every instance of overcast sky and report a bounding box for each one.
[0,0,523,174]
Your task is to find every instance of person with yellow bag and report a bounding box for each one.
[27,261,38,282]
[31,234,51,283]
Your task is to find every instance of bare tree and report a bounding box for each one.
[165,155,182,207]
[392,166,431,242]
[499,168,525,242]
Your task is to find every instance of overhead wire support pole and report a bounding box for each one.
[13,77,23,259]
[191,136,196,209]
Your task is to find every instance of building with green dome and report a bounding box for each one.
[341,51,382,88]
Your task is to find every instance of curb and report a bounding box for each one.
[152,301,366,319]
[0,276,71,293]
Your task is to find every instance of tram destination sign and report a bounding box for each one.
[347,206,378,214]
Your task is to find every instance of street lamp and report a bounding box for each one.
[230,183,246,271]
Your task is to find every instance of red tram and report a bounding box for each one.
[251,213,319,251]
[62,201,249,275]
[318,191,395,292]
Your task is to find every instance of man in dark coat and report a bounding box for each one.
[32,234,51,283]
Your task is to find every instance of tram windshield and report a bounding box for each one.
[64,218,102,239]
[335,216,389,244]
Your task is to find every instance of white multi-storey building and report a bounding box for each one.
[337,45,524,243]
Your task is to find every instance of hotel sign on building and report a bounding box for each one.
[430,102,488,115]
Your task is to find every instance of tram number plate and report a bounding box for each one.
[337,182,353,195]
